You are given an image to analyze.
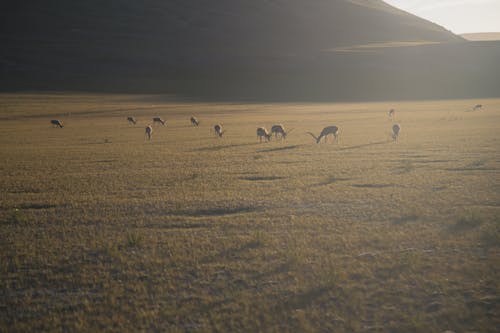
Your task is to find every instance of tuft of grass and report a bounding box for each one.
[1,208,28,225]
[124,232,144,248]
[248,229,268,248]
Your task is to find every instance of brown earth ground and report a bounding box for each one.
[0,94,499,332]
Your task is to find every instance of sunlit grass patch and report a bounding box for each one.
[1,95,499,332]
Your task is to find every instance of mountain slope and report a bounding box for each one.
[2,0,498,100]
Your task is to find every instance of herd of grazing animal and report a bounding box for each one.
[49,113,397,144]
[48,103,486,144]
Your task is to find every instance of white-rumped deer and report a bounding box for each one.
[392,124,401,142]
[271,124,293,140]
[214,124,225,137]
[307,126,339,144]
[50,119,64,128]
[256,127,272,143]
[190,116,199,126]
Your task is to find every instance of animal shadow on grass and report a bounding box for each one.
[311,176,351,187]
[445,159,497,172]
[351,183,395,189]
[447,212,484,233]
[340,140,390,151]
[257,145,301,153]
[173,206,261,217]
[193,142,259,152]
[392,215,419,225]
[241,176,286,181]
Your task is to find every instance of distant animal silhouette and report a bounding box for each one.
[472,104,483,111]
[388,109,395,118]
[145,125,153,140]
[214,124,225,137]
[153,117,165,126]
[256,127,272,142]
[50,119,64,128]
[307,126,339,143]
[127,116,137,125]
[392,124,401,142]
[271,124,293,140]
[190,116,199,126]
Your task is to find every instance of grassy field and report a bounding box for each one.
[0,94,499,332]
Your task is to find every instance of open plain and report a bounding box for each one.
[1,94,499,332]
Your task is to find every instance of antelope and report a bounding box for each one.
[214,124,225,137]
[145,125,153,140]
[271,124,293,140]
[472,104,483,111]
[256,127,272,143]
[392,124,401,142]
[153,117,165,126]
[388,109,395,119]
[190,116,199,126]
[127,116,137,125]
[50,119,64,128]
[307,126,339,144]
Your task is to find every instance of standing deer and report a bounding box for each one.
[153,117,165,126]
[214,124,225,137]
[190,116,199,126]
[392,124,401,142]
[472,104,483,111]
[50,119,64,128]
[307,126,339,144]
[388,109,395,119]
[256,127,272,143]
[145,125,153,140]
[127,117,137,125]
[271,124,293,140]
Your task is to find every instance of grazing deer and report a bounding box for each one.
[50,119,64,128]
[190,116,199,126]
[153,117,165,126]
[307,126,339,144]
[256,127,272,143]
[214,124,225,137]
[388,109,395,119]
[472,104,483,111]
[145,125,153,140]
[392,124,401,142]
[127,116,137,125]
[271,124,293,140]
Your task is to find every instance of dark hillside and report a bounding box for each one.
[2,0,499,100]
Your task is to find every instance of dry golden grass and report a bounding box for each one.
[1,94,499,332]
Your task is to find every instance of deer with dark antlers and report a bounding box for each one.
[307,126,339,144]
